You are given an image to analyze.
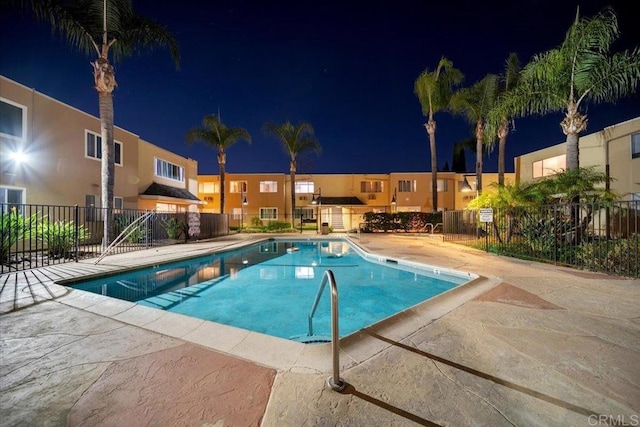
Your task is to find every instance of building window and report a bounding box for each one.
[198,182,220,193]
[0,186,25,208]
[532,154,566,178]
[260,181,278,193]
[361,181,383,193]
[0,99,26,140]
[294,207,315,219]
[86,131,122,165]
[437,179,449,192]
[295,181,314,193]
[155,158,184,182]
[231,207,242,220]
[632,133,640,159]
[230,181,247,193]
[260,207,278,220]
[156,203,185,213]
[398,180,416,192]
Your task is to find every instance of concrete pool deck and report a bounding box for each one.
[1,233,638,426]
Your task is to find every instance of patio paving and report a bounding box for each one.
[1,233,638,426]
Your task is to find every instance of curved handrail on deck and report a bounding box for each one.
[308,269,345,391]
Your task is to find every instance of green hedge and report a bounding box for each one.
[362,212,442,233]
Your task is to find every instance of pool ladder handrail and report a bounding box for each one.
[308,269,345,391]
[95,210,155,264]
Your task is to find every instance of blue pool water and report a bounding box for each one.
[72,239,471,341]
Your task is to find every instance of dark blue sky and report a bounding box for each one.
[1,0,639,175]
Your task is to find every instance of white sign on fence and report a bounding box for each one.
[479,208,494,223]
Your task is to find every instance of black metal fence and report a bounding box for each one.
[443,201,639,278]
[1,203,229,273]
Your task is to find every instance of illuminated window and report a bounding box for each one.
[295,181,314,193]
[198,182,219,193]
[259,207,278,220]
[155,203,185,213]
[0,99,26,140]
[230,181,247,193]
[260,181,278,192]
[532,154,566,178]
[398,180,416,192]
[436,179,449,192]
[361,181,383,193]
[632,134,640,159]
[155,158,184,182]
[86,130,122,165]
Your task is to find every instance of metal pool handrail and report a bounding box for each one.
[308,269,345,391]
[95,210,155,264]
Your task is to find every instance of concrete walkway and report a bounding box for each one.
[1,233,638,426]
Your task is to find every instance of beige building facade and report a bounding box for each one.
[0,75,202,212]
[514,117,640,201]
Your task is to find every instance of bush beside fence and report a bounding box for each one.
[0,204,228,273]
[443,201,639,278]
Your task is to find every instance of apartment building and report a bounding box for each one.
[514,117,640,200]
[10,74,634,232]
[0,75,202,212]
[197,171,511,231]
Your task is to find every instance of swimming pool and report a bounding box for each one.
[72,239,475,341]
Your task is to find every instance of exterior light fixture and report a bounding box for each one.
[391,187,397,212]
[9,150,27,164]
[460,176,473,193]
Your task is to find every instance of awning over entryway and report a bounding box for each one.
[316,196,365,206]
[139,182,205,204]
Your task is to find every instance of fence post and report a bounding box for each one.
[74,205,79,262]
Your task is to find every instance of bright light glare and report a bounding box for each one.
[9,150,28,164]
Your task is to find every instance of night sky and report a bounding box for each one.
[1,0,639,176]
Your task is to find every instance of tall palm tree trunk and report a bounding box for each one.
[565,132,581,170]
[424,120,438,212]
[497,117,509,186]
[561,100,587,170]
[218,151,226,214]
[290,159,296,224]
[99,92,115,246]
[94,55,117,247]
[475,121,484,194]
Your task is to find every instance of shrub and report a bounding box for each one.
[114,214,147,243]
[160,217,186,239]
[266,221,291,232]
[251,217,263,227]
[1,208,35,261]
[362,212,443,233]
[577,238,639,277]
[37,219,89,258]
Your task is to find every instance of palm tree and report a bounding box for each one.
[487,53,521,186]
[414,58,463,212]
[497,7,640,170]
[12,0,180,245]
[262,121,320,223]
[186,114,251,214]
[450,74,498,195]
